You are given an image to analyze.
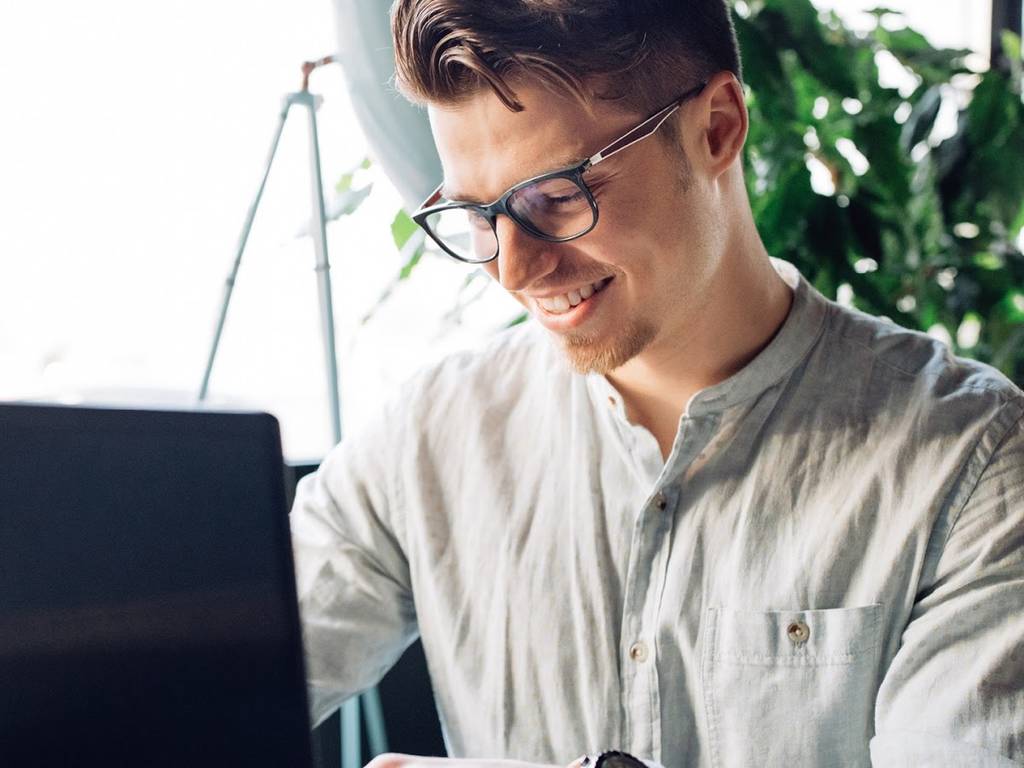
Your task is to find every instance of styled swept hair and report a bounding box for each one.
[391,0,742,115]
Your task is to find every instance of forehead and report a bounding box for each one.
[428,83,635,203]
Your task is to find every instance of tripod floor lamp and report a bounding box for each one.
[196,55,388,768]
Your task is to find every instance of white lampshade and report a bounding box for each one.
[332,0,442,211]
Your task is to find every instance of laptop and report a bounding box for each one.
[0,403,314,768]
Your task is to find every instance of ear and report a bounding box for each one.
[692,71,748,180]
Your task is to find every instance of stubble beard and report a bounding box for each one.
[557,315,658,375]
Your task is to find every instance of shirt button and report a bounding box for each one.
[787,620,810,646]
[654,492,667,511]
[607,396,617,408]
[628,641,649,662]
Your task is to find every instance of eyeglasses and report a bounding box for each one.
[412,81,707,264]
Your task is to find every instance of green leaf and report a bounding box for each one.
[399,246,422,280]
[763,0,860,96]
[327,184,373,221]
[754,162,815,254]
[732,14,794,122]
[1002,30,1022,64]
[505,312,529,329]
[864,7,902,18]
[1005,291,1024,322]
[391,210,419,250]
[858,115,913,206]
[335,156,371,193]
[966,72,1011,142]
[880,27,932,55]
[973,252,1004,271]
[900,84,942,151]
[1011,200,1024,235]
[848,196,885,263]
[335,173,354,194]
[1002,31,1023,91]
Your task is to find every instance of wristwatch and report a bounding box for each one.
[579,750,648,768]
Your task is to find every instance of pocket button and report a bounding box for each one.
[787,620,810,646]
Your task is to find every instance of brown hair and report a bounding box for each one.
[391,0,742,115]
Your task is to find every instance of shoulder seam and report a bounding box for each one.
[940,401,1024,555]
[837,327,1023,402]
[835,326,922,380]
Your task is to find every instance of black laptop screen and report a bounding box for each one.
[0,404,313,768]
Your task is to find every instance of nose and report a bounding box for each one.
[485,216,559,293]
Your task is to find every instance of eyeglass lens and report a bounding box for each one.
[424,175,595,263]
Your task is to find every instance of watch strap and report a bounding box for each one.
[580,750,647,768]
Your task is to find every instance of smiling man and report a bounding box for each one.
[289,2,1024,767]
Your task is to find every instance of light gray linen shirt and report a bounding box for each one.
[290,258,1024,767]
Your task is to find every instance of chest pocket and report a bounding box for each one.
[700,605,882,768]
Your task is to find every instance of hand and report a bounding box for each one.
[365,754,573,768]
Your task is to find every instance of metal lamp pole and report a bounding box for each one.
[196,55,387,768]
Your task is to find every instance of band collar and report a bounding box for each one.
[586,257,830,419]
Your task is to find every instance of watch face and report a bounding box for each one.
[597,751,646,768]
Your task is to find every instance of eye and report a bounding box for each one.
[544,189,587,206]
[518,177,588,209]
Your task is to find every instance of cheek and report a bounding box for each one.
[594,171,682,248]
[583,191,666,278]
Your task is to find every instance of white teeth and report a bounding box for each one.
[536,277,612,314]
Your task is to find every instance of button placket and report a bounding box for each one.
[619,483,675,759]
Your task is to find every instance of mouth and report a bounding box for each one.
[530,276,615,331]
[533,276,614,314]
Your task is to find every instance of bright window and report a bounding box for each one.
[0,1,517,460]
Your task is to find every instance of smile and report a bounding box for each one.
[533,276,614,315]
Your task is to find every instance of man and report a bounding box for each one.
[290,1,1024,766]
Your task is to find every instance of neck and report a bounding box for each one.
[605,235,794,460]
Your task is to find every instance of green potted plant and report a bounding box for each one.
[736,0,1024,385]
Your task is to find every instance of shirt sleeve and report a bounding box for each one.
[289,399,418,728]
[871,403,1024,766]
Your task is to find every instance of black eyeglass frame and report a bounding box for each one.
[412,81,708,264]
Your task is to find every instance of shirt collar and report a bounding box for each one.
[585,257,830,419]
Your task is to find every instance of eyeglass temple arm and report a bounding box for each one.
[418,184,444,211]
[586,82,707,168]
[586,104,680,167]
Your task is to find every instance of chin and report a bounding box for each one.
[557,317,657,375]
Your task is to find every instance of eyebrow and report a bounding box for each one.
[440,153,587,204]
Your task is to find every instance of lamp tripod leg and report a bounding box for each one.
[299,92,343,445]
[198,99,292,403]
